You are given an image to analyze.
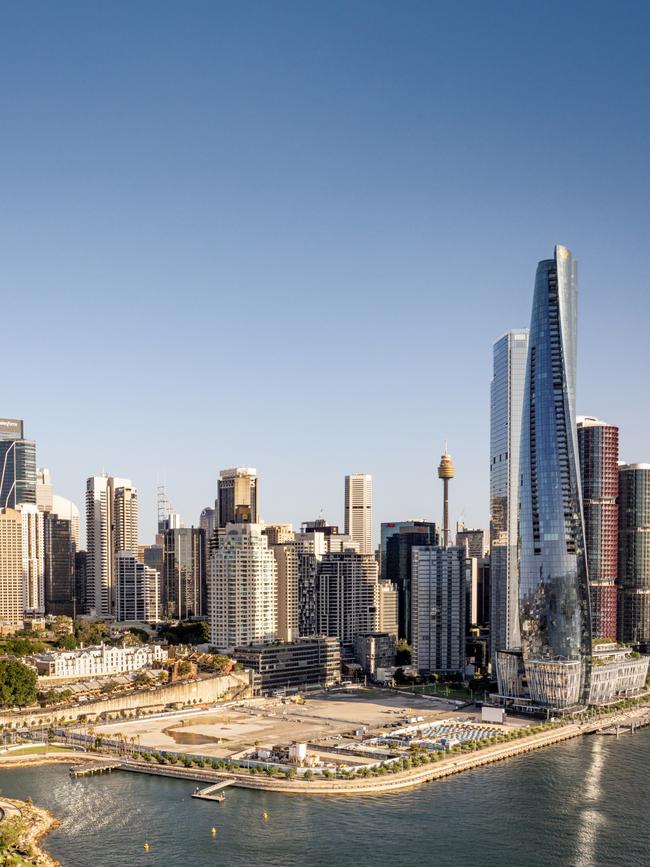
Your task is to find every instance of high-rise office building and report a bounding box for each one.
[577,417,619,640]
[51,495,80,548]
[379,520,428,577]
[86,475,138,617]
[161,527,206,620]
[43,513,76,617]
[35,475,80,618]
[19,504,45,616]
[0,508,24,627]
[516,245,591,708]
[207,523,277,652]
[489,329,529,661]
[455,523,487,559]
[0,419,36,509]
[36,468,53,512]
[384,522,438,642]
[115,552,160,622]
[217,468,258,527]
[199,505,216,538]
[316,549,379,647]
[618,463,650,649]
[74,550,88,615]
[344,474,372,555]
[411,545,467,675]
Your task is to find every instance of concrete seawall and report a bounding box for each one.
[0,672,254,729]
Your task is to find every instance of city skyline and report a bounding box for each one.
[2,2,649,544]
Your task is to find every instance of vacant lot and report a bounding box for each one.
[93,690,471,758]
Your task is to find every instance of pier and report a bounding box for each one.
[70,762,120,778]
[596,710,650,737]
[191,780,235,800]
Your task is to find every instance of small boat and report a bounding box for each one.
[143,842,150,852]
[262,811,269,822]
[211,827,217,837]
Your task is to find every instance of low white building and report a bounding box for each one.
[588,643,649,705]
[32,642,167,678]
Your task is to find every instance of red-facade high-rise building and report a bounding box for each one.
[577,416,619,640]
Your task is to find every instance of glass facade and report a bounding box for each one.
[489,329,528,660]
[0,439,36,508]
[162,527,206,619]
[518,246,592,708]
[384,524,438,642]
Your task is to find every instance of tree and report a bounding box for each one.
[211,655,234,675]
[75,620,109,646]
[0,659,37,707]
[177,660,193,677]
[395,640,412,666]
[57,633,78,650]
[52,615,74,638]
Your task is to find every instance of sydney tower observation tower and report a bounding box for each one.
[437,449,455,547]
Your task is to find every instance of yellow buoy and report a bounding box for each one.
[143,842,150,852]
[262,811,269,821]
[211,827,217,837]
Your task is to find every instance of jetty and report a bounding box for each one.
[191,779,234,801]
[596,709,650,737]
[70,761,120,778]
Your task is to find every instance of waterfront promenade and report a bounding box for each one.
[5,703,648,797]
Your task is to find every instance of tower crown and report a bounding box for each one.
[437,453,455,480]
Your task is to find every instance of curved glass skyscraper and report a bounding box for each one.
[518,245,592,708]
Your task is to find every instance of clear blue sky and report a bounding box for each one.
[2,1,649,545]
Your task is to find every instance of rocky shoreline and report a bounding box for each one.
[0,796,60,867]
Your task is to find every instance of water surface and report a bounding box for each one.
[1,729,648,866]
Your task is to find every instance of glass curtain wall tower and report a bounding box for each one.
[490,330,528,663]
[517,245,591,708]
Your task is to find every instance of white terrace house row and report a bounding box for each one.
[32,642,168,678]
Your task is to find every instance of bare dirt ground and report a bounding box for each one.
[92,689,474,757]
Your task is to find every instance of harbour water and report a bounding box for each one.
[1,729,649,867]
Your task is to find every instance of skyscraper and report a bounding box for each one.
[316,548,379,647]
[0,418,36,509]
[517,245,591,708]
[207,523,277,652]
[217,468,258,527]
[43,513,76,617]
[86,475,138,617]
[411,545,467,675]
[0,508,23,628]
[577,417,619,640]
[161,527,206,619]
[268,540,300,642]
[114,484,139,555]
[384,522,438,642]
[19,504,45,616]
[115,552,160,622]
[618,463,650,649]
[344,473,372,555]
[489,329,529,661]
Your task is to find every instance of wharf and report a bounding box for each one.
[191,780,234,801]
[70,762,120,777]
